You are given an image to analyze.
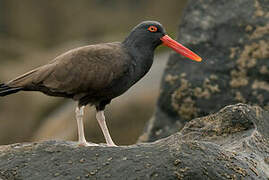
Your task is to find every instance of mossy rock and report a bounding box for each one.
[140,0,269,142]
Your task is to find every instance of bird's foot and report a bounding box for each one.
[78,141,99,147]
[106,142,118,147]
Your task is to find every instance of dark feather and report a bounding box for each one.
[0,84,22,96]
[0,83,8,88]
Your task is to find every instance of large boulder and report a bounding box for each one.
[0,104,268,179]
[139,0,269,142]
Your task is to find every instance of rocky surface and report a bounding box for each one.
[0,104,268,180]
[140,0,269,142]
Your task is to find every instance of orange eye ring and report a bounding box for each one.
[148,26,158,32]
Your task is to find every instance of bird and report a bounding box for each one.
[0,21,202,147]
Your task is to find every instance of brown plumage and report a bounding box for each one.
[6,43,132,106]
[0,21,201,146]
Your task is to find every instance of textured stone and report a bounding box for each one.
[0,104,268,179]
[140,0,269,142]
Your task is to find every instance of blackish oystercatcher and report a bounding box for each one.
[0,21,202,146]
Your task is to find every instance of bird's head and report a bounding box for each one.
[124,21,202,62]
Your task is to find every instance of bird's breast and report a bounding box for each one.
[114,55,153,94]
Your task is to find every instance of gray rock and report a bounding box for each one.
[140,0,269,142]
[0,104,268,179]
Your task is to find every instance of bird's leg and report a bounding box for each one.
[96,111,117,147]
[76,106,98,147]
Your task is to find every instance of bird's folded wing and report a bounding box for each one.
[7,42,131,95]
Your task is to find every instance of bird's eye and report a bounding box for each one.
[148,26,158,32]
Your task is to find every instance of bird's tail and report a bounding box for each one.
[0,68,39,97]
[0,83,22,97]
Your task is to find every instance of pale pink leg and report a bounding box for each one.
[76,106,98,147]
[96,111,117,147]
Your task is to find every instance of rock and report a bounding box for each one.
[140,0,269,142]
[0,104,268,179]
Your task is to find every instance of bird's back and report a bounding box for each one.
[5,42,135,105]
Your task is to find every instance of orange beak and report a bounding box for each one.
[160,35,202,62]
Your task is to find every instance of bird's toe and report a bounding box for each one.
[78,141,99,147]
[106,143,118,147]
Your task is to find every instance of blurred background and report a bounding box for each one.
[0,0,188,145]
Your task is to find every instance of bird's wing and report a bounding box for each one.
[7,42,131,96]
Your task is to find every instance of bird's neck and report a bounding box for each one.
[122,40,155,82]
[123,33,156,55]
